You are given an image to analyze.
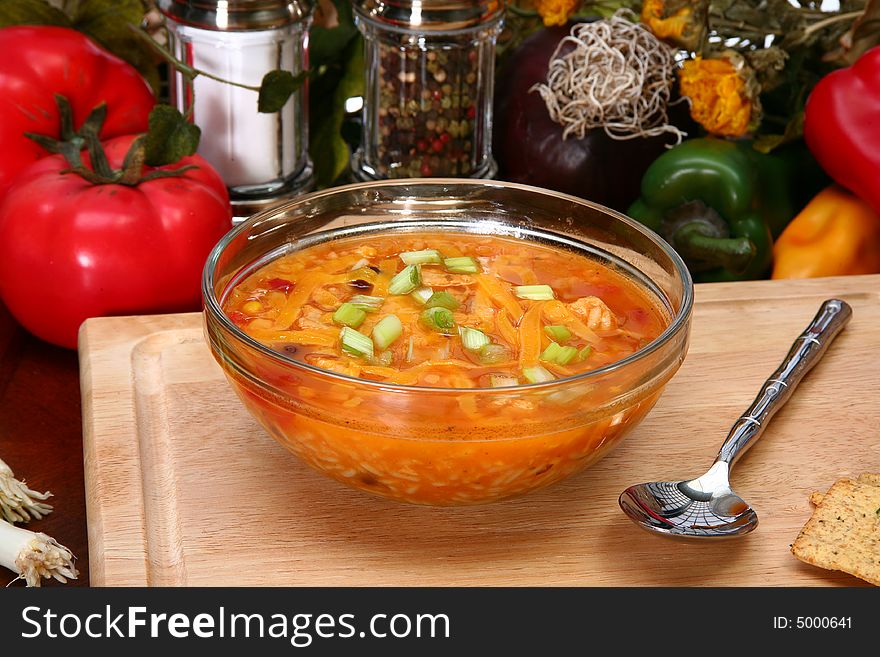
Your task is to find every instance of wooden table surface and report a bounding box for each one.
[0,303,88,587]
[0,278,874,587]
[77,277,880,586]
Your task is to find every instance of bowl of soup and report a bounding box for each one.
[203,180,693,505]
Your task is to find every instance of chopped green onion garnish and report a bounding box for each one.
[332,302,366,328]
[420,306,456,334]
[556,345,578,365]
[479,343,512,364]
[541,341,578,365]
[340,326,373,358]
[489,375,519,388]
[400,249,442,266]
[577,345,593,362]
[540,341,563,363]
[514,285,555,301]
[444,256,479,274]
[459,326,491,351]
[544,325,572,343]
[376,350,393,366]
[425,291,460,310]
[523,364,555,384]
[388,264,421,295]
[411,287,434,305]
[372,314,403,350]
[348,295,384,312]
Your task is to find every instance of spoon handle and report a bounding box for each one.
[716,298,852,467]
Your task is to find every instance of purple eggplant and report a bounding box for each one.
[493,25,692,212]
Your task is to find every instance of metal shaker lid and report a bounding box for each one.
[353,0,504,32]
[157,0,312,30]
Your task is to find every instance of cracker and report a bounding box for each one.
[809,492,825,506]
[792,478,880,586]
[857,473,880,486]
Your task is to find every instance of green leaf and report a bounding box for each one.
[72,0,144,37]
[309,35,364,188]
[0,0,71,26]
[310,0,358,70]
[258,70,308,113]
[143,105,201,167]
[71,0,162,96]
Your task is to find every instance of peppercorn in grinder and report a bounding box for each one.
[351,0,504,180]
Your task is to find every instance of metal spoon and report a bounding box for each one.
[619,298,852,539]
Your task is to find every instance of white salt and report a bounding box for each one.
[170,25,306,190]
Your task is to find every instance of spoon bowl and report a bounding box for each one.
[619,299,852,539]
[620,463,757,538]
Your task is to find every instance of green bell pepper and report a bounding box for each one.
[628,138,825,282]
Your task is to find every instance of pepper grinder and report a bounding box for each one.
[351,0,505,180]
[159,0,315,220]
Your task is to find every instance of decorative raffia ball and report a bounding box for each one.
[531,11,684,144]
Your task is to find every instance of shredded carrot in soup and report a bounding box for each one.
[223,231,668,388]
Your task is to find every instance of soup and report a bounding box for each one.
[208,217,689,505]
[222,231,668,388]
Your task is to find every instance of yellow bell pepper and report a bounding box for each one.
[772,185,880,279]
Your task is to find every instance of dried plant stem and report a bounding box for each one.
[0,457,53,524]
[800,9,865,39]
[126,23,261,92]
[709,7,865,42]
[531,12,685,143]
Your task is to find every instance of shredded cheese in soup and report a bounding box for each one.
[223,232,668,388]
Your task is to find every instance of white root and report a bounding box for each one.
[0,457,53,523]
[0,518,78,587]
[531,10,685,144]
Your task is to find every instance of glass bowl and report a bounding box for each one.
[202,179,693,505]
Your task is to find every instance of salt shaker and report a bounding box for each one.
[351,0,504,180]
[159,0,314,219]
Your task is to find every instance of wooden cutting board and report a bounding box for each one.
[80,275,880,587]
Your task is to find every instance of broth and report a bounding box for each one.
[223,230,669,388]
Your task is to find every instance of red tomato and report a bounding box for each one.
[0,26,155,199]
[0,135,232,348]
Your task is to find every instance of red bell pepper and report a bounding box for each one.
[804,46,880,215]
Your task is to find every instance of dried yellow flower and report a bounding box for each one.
[641,0,688,38]
[533,0,580,27]
[640,0,708,51]
[678,54,759,138]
